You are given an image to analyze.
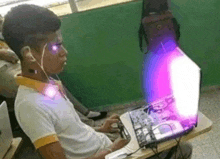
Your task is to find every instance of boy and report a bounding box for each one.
[0,13,108,121]
[2,4,127,159]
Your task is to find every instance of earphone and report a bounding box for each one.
[26,51,36,62]
[21,44,50,81]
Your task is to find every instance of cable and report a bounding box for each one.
[40,43,50,82]
[161,42,167,54]
[54,74,67,100]
[174,136,185,159]
[155,124,185,159]
[127,147,142,157]
[55,74,61,81]
[150,146,162,159]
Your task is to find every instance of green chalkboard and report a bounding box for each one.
[60,0,220,109]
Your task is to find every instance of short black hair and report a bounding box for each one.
[2,4,61,60]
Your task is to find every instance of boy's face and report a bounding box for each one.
[36,30,68,75]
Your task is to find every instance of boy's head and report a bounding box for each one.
[2,4,61,61]
[2,4,68,76]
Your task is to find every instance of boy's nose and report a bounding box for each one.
[60,46,68,57]
[63,46,68,55]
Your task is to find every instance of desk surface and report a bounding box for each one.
[3,137,22,159]
[129,111,213,159]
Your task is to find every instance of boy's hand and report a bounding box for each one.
[98,114,120,133]
[110,137,129,152]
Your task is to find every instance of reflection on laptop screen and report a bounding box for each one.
[142,38,200,125]
[135,39,201,147]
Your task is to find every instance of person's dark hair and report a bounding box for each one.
[2,4,61,61]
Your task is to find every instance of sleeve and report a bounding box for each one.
[15,100,59,149]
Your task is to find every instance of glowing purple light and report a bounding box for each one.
[142,38,200,130]
[52,45,58,51]
[44,85,57,98]
[48,43,60,55]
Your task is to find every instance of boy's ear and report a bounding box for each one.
[21,46,30,55]
[21,46,36,62]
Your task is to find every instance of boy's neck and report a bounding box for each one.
[21,61,51,83]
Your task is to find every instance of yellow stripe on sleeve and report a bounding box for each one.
[34,134,59,149]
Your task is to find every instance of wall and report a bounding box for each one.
[172,0,220,87]
[60,0,220,109]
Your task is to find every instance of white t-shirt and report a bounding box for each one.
[14,77,112,159]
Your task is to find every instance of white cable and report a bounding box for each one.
[55,74,61,81]
[39,43,50,82]
[161,42,167,53]
[20,44,50,82]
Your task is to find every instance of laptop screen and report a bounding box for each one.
[142,43,200,129]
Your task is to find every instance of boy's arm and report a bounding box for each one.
[37,141,112,159]
[86,137,128,159]
[85,149,112,159]
[37,140,114,159]
[93,127,103,132]
[37,141,67,159]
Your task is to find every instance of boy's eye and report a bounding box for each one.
[48,42,62,54]
[52,45,58,51]
[55,42,63,47]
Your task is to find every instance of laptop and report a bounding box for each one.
[0,101,13,159]
[124,94,197,147]
[106,47,201,159]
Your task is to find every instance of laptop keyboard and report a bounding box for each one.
[129,95,178,147]
[129,107,155,147]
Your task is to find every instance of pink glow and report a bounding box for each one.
[142,37,177,103]
[44,85,58,98]
[142,39,200,130]
[52,45,58,51]
[48,43,60,55]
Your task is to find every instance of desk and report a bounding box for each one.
[129,112,212,159]
[3,137,22,159]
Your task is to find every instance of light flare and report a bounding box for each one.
[44,85,58,98]
[142,38,200,129]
